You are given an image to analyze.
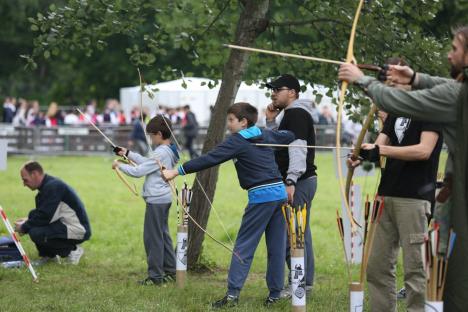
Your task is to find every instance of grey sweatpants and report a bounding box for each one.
[367,196,430,312]
[144,202,176,280]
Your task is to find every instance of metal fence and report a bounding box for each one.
[0,123,337,155]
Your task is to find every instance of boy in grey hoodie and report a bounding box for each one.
[113,115,179,285]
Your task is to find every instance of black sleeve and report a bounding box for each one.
[380,116,395,137]
[283,109,312,140]
[420,121,443,135]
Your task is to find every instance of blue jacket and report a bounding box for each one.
[178,127,294,203]
[22,175,91,241]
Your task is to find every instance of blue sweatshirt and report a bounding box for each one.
[178,126,295,203]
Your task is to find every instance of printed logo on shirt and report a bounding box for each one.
[394,117,411,144]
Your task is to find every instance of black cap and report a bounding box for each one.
[266,74,300,93]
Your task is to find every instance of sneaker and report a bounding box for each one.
[32,255,61,266]
[306,285,313,293]
[163,274,175,283]
[138,277,165,286]
[279,285,291,299]
[67,246,84,265]
[211,295,239,309]
[263,296,281,307]
[397,287,406,300]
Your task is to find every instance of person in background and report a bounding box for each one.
[182,105,199,159]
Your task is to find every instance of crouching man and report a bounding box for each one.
[15,161,91,264]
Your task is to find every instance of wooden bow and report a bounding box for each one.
[344,104,378,204]
[335,0,366,232]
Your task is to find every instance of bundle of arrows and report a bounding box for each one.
[335,195,385,284]
[180,182,192,226]
[175,183,193,288]
[425,224,456,302]
[282,203,307,312]
[281,203,307,250]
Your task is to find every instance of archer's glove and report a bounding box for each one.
[377,65,389,82]
[113,146,129,156]
[359,145,380,162]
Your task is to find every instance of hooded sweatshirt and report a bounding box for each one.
[118,144,179,204]
[266,98,318,183]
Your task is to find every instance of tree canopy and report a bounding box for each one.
[1,0,465,108]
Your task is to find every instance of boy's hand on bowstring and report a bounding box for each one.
[113,146,128,157]
[162,169,178,182]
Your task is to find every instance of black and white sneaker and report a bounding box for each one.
[263,296,281,307]
[211,295,239,309]
[397,287,406,300]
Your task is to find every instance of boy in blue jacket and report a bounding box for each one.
[162,102,294,308]
[113,115,179,285]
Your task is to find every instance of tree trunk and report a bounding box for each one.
[187,0,270,268]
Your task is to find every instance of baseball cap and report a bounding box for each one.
[266,74,300,93]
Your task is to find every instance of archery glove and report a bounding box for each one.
[359,145,380,162]
[113,146,129,157]
[377,64,389,82]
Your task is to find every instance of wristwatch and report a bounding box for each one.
[285,179,296,186]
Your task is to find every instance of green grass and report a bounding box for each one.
[0,153,443,311]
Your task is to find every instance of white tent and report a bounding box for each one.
[120,77,334,126]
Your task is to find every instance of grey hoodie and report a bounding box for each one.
[266,98,317,183]
[118,145,179,204]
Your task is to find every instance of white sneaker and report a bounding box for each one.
[67,246,84,265]
[32,255,61,266]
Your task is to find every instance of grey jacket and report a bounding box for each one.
[118,145,179,204]
[266,99,316,183]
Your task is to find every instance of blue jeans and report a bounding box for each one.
[227,199,287,298]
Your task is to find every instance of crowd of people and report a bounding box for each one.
[1,96,197,129]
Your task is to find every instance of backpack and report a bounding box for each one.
[0,236,22,262]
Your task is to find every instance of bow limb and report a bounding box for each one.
[137,68,153,151]
[113,167,139,196]
[336,0,365,232]
[345,103,378,202]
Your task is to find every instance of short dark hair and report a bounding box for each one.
[23,161,43,174]
[227,102,258,127]
[454,25,468,52]
[146,115,173,139]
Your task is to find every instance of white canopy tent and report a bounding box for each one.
[119,77,335,126]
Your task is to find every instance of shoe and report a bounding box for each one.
[397,287,406,300]
[67,246,84,265]
[306,285,313,293]
[263,296,281,306]
[138,277,165,286]
[163,274,175,283]
[32,255,61,266]
[279,285,291,299]
[211,295,239,309]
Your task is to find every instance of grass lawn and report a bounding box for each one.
[0,152,443,311]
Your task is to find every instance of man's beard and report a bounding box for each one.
[450,65,462,79]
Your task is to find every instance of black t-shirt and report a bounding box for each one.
[378,116,443,202]
[276,107,317,180]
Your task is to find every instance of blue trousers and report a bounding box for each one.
[227,199,287,298]
[286,176,317,286]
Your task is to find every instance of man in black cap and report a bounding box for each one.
[265,74,318,297]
